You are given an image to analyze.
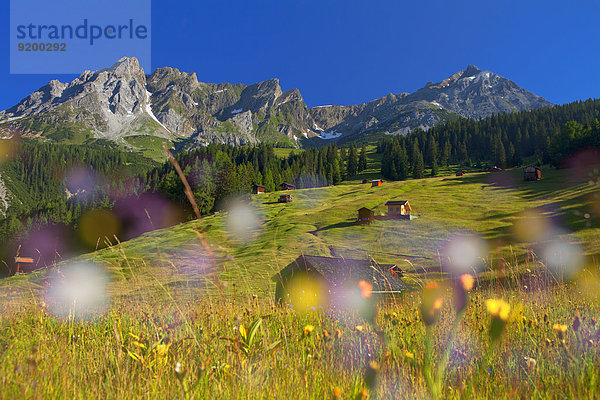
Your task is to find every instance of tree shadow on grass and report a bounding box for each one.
[309,220,357,235]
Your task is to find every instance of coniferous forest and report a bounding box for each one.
[379,98,600,179]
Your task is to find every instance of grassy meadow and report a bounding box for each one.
[1,160,600,398]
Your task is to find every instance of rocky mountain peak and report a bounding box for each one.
[106,56,144,76]
[462,64,481,78]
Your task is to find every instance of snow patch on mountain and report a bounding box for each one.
[318,130,342,140]
[145,90,171,133]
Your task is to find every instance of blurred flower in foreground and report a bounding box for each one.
[364,361,380,391]
[540,237,584,280]
[485,299,510,340]
[224,198,263,243]
[358,280,373,298]
[421,283,443,326]
[44,263,109,320]
[333,386,342,399]
[442,233,488,276]
[453,274,474,313]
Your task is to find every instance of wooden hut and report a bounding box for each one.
[252,184,266,194]
[523,166,542,181]
[371,179,384,187]
[385,200,412,219]
[280,182,296,190]
[455,170,464,177]
[356,207,375,225]
[14,257,34,274]
[278,194,292,203]
[272,255,408,306]
[362,179,369,184]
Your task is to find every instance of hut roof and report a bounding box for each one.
[357,207,374,212]
[272,255,409,292]
[385,200,408,206]
[253,184,266,188]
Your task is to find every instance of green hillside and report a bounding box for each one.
[29,167,596,298]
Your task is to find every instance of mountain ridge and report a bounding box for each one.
[0,58,553,150]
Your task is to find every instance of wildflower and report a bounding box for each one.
[333,387,342,399]
[303,325,315,335]
[335,329,342,339]
[485,299,511,340]
[421,282,443,326]
[454,274,474,312]
[154,343,170,357]
[405,351,414,359]
[485,299,510,321]
[354,325,365,333]
[323,329,330,339]
[356,389,369,400]
[460,274,474,291]
[239,324,247,340]
[545,338,552,346]
[364,361,379,390]
[174,361,185,381]
[359,280,373,299]
[132,341,146,349]
[553,323,568,340]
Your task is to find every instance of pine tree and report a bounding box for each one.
[346,146,358,177]
[358,146,368,172]
[413,149,424,179]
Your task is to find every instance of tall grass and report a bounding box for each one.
[0,256,598,399]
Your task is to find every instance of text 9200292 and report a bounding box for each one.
[18,42,67,52]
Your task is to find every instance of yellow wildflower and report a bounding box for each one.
[154,343,170,357]
[553,324,567,333]
[303,325,315,335]
[355,325,364,332]
[485,299,511,321]
[239,324,247,340]
[405,351,414,359]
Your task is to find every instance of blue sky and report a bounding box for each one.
[1,0,599,110]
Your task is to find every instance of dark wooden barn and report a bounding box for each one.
[455,170,464,177]
[280,182,296,190]
[253,184,266,194]
[523,166,542,181]
[278,194,292,203]
[356,207,375,225]
[272,255,408,307]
